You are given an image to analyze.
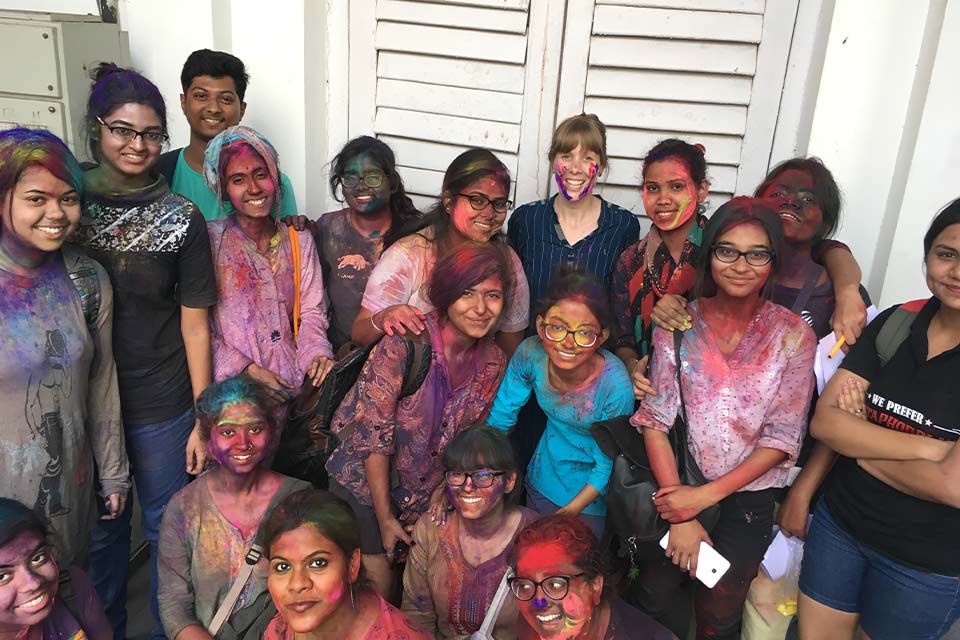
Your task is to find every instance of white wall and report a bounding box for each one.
[806,0,952,307]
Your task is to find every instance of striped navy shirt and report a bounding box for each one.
[507,195,640,329]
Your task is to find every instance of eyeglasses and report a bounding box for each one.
[541,323,600,348]
[458,193,513,214]
[445,470,506,488]
[711,245,775,267]
[342,173,386,189]
[508,573,587,601]
[97,117,168,146]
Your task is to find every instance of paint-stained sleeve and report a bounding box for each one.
[177,204,218,308]
[278,172,299,217]
[210,312,254,381]
[157,493,199,640]
[756,322,817,464]
[486,337,537,432]
[86,260,130,499]
[630,327,681,434]
[400,517,440,636]
[361,237,422,314]
[499,245,531,334]
[294,230,335,372]
[587,359,636,494]
[333,335,408,456]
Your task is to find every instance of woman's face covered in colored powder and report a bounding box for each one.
[537,299,608,375]
[642,158,706,232]
[445,274,505,340]
[1,166,81,255]
[267,524,360,634]
[515,541,603,639]
[206,401,272,475]
[0,530,58,632]
[553,144,601,202]
[224,147,278,220]
[759,169,824,245]
[341,153,392,217]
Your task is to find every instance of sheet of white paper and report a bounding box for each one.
[814,305,880,393]
[761,528,794,580]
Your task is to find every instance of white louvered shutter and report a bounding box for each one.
[555,0,799,220]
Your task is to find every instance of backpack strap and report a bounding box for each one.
[399,337,433,399]
[875,302,923,367]
[208,544,264,638]
[288,226,302,341]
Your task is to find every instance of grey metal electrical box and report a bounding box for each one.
[0,10,128,161]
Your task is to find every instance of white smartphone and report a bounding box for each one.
[659,531,731,589]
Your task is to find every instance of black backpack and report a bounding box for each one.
[273,337,432,487]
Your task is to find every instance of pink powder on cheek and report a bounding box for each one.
[329,582,343,603]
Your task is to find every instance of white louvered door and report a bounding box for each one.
[348,0,565,211]
[348,0,802,216]
[555,0,799,219]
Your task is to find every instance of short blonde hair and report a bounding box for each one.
[548,113,608,169]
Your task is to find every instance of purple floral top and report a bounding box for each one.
[325,312,506,522]
[630,300,816,490]
[208,218,333,386]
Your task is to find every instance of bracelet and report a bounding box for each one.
[370,314,384,333]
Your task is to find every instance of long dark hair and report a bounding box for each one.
[388,148,511,254]
[329,136,420,247]
[694,196,784,300]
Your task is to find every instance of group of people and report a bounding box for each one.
[0,45,957,640]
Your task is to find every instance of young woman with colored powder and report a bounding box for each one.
[629,198,816,640]
[0,498,112,640]
[326,242,511,597]
[0,128,129,573]
[798,201,960,640]
[508,114,639,324]
[71,64,218,640]
[401,425,536,639]
[508,514,675,640]
[157,376,309,640]
[611,140,865,401]
[263,489,431,640]
[203,126,334,405]
[487,270,635,537]
[350,148,529,358]
[315,136,420,354]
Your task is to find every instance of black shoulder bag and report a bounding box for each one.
[591,329,720,545]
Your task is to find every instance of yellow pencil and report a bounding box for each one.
[828,336,846,359]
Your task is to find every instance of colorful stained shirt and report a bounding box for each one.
[71,176,217,425]
[314,208,385,351]
[263,593,431,640]
[631,301,816,490]
[361,228,530,334]
[325,312,506,522]
[610,218,704,358]
[208,217,333,387]
[487,338,634,516]
[401,508,536,639]
[157,474,310,639]
[0,249,128,568]
[507,196,640,329]
[18,567,113,640]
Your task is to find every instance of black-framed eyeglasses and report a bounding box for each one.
[540,322,600,348]
[97,117,168,146]
[445,470,506,488]
[458,193,513,214]
[508,573,587,601]
[711,245,775,267]
[342,173,386,189]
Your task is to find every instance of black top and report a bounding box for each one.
[824,297,960,574]
[72,177,217,425]
[605,598,677,639]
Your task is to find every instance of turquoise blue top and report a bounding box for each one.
[170,148,298,221]
[487,337,633,516]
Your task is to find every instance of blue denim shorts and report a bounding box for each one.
[799,500,960,639]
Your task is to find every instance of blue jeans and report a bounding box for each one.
[90,408,194,640]
[800,500,960,640]
[524,479,606,539]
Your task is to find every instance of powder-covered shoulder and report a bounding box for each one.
[766,301,817,349]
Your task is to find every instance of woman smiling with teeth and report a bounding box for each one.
[487,270,634,536]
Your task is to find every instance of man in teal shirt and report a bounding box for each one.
[157,49,298,221]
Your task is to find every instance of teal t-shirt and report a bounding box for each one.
[170,149,298,221]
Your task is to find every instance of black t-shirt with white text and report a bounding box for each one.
[824,297,960,574]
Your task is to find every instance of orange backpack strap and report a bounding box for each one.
[288,226,302,341]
